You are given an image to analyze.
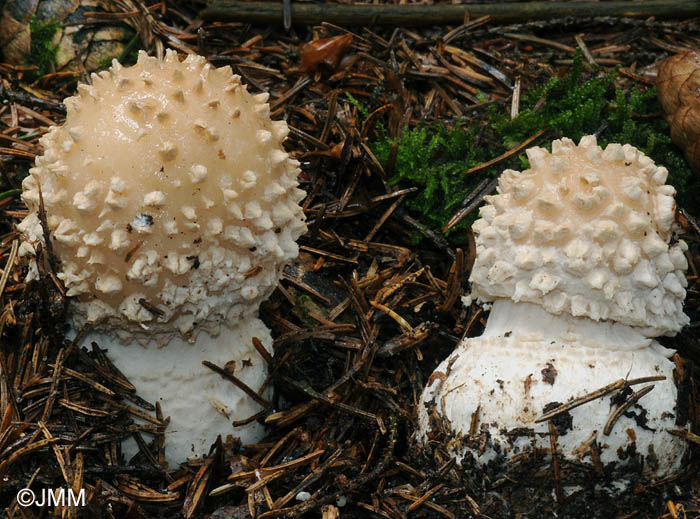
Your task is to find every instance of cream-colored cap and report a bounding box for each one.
[18,50,307,343]
[469,135,689,336]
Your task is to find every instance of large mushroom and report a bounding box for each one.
[17,50,307,464]
[418,136,689,478]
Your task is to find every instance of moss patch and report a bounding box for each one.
[374,123,491,242]
[373,52,697,244]
[27,16,62,78]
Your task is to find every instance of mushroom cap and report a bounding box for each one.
[18,50,307,343]
[469,135,689,336]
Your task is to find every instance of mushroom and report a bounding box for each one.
[418,136,689,478]
[17,50,307,464]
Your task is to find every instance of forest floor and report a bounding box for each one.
[0,2,699,518]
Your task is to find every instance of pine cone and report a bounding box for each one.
[0,0,135,74]
[657,50,700,172]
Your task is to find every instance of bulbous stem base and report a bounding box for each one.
[418,300,687,478]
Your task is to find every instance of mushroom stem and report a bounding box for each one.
[82,318,272,466]
[419,299,685,476]
[483,300,664,353]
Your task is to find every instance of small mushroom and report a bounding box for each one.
[17,50,307,464]
[418,136,689,479]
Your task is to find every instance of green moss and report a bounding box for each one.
[373,51,696,244]
[494,53,695,202]
[345,92,370,121]
[373,123,491,241]
[28,16,62,78]
[290,291,326,328]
